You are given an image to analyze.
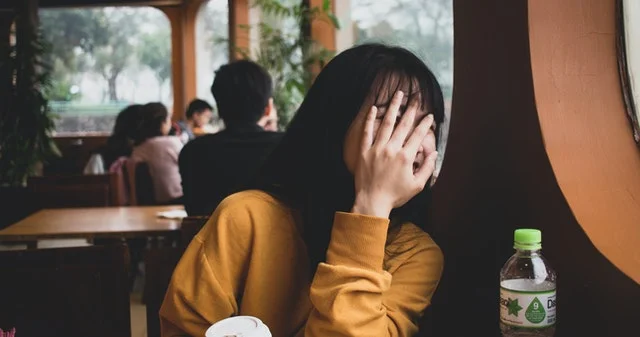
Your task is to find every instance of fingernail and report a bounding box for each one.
[396,90,404,100]
[427,114,434,122]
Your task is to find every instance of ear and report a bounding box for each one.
[263,98,275,117]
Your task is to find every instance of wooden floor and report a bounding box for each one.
[131,292,147,337]
[0,239,149,337]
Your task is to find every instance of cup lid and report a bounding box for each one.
[205,316,271,337]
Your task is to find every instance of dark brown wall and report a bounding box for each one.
[423,0,640,336]
[45,136,109,175]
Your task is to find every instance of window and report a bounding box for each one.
[39,7,172,135]
[195,0,229,124]
[344,0,454,172]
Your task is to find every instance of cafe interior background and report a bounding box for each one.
[0,0,638,336]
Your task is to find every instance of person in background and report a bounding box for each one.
[103,104,143,170]
[131,102,183,204]
[178,60,283,216]
[257,103,279,131]
[83,104,142,175]
[161,44,444,337]
[177,99,214,143]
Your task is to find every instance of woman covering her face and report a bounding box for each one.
[160,43,446,337]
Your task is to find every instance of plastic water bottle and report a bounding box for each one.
[499,229,556,337]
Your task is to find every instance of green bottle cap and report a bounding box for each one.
[514,228,542,250]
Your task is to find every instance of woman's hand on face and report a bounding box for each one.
[351,91,438,218]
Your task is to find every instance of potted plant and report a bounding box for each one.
[0,2,59,228]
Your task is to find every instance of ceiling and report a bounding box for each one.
[0,0,184,10]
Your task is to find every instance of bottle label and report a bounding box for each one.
[500,287,556,328]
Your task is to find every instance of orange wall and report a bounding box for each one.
[529,0,640,283]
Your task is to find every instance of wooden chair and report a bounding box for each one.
[28,173,125,209]
[143,216,209,337]
[0,244,131,337]
[179,215,209,249]
[143,247,182,337]
[124,159,155,206]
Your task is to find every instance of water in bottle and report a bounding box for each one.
[499,229,556,337]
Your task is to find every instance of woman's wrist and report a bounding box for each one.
[351,193,392,218]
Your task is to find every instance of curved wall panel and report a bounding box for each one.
[529,0,640,283]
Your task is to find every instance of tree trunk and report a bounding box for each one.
[108,75,118,101]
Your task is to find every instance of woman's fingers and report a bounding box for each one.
[404,114,434,154]
[388,99,418,149]
[361,105,377,152]
[374,90,403,146]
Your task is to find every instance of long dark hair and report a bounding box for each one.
[134,102,169,145]
[252,44,445,271]
[102,104,142,169]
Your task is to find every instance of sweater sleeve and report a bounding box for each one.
[305,212,443,337]
[159,197,255,337]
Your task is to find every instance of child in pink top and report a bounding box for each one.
[131,102,183,204]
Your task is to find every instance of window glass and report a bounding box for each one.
[195,0,229,129]
[39,7,172,135]
[349,0,453,173]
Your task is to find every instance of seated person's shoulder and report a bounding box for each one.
[143,136,182,150]
[264,131,285,142]
[181,132,224,152]
[179,133,217,157]
[199,190,291,239]
[216,189,283,214]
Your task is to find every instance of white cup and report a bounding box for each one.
[205,316,272,337]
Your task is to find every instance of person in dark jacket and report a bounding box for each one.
[179,60,282,215]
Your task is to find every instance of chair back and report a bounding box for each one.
[0,245,131,337]
[124,159,155,206]
[144,215,209,337]
[28,173,125,208]
[143,247,182,337]
[180,216,209,248]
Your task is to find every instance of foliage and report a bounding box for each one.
[354,0,453,97]
[0,7,59,186]
[229,0,339,129]
[39,8,170,104]
[90,9,138,102]
[40,9,107,102]
[138,28,172,100]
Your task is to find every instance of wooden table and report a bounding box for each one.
[0,205,184,248]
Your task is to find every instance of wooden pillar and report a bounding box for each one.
[14,0,39,93]
[307,0,337,79]
[309,0,336,51]
[0,10,13,120]
[229,0,250,60]
[0,11,12,53]
[159,0,203,120]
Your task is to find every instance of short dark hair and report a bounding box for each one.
[211,60,273,127]
[134,102,169,144]
[185,99,213,119]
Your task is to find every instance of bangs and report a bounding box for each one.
[369,67,433,114]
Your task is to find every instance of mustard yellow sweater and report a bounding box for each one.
[160,190,443,337]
